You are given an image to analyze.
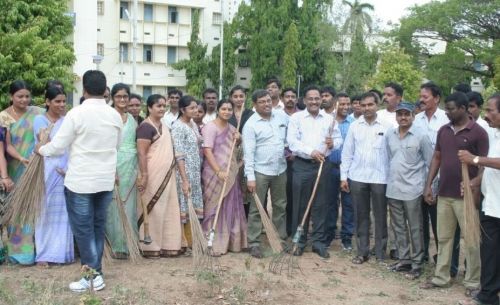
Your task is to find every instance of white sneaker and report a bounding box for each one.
[69,275,105,292]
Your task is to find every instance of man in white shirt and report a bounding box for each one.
[341,91,392,264]
[202,88,218,124]
[467,91,495,136]
[320,86,336,114]
[161,89,182,129]
[266,78,285,110]
[457,93,500,305]
[377,82,403,128]
[38,70,123,292]
[287,85,343,258]
[413,82,449,264]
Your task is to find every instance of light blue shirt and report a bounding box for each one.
[340,115,392,184]
[243,110,288,181]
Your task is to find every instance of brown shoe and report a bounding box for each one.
[249,246,263,259]
[420,281,443,289]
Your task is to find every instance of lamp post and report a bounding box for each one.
[218,0,224,98]
[124,4,137,91]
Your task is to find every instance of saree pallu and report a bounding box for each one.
[2,106,44,265]
[201,122,247,255]
[106,114,138,255]
[33,115,74,264]
[138,125,181,254]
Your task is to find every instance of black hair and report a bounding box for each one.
[360,91,380,104]
[368,88,383,101]
[303,85,321,97]
[445,91,469,109]
[321,86,336,97]
[199,101,207,113]
[487,93,500,112]
[129,93,142,101]
[384,82,404,97]
[202,88,218,99]
[178,95,199,118]
[82,70,107,96]
[351,95,361,103]
[216,99,234,112]
[420,82,442,98]
[466,91,484,107]
[229,85,246,97]
[167,88,183,98]
[453,83,471,94]
[79,96,85,104]
[9,80,31,106]
[334,92,350,100]
[281,87,297,96]
[297,97,306,110]
[251,89,270,103]
[45,80,65,92]
[146,94,166,116]
[266,78,282,89]
[44,86,66,111]
[111,83,131,98]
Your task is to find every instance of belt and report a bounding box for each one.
[295,157,340,168]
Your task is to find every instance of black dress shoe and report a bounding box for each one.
[312,247,330,259]
[389,249,399,260]
[388,262,412,272]
[293,247,304,256]
[249,246,263,259]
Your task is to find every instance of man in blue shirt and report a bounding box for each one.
[243,89,289,258]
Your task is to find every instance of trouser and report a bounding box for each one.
[451,225,461,276]
[64,188,112,274]
[476,211,500,305]
[325,166,354,245]
[286,159,294,237]
[350,180,387,259]
[431,197,480,289]
[421,199,438,261]
[248,171,288,247]
[388,197,424,269]
[291,158,333,249]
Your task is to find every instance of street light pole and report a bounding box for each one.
[132,0,137,92]
[218,0,224,98]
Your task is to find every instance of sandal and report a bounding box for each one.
[465,288,480,298]
[36,262,50,268]
[405,268,422,280]
[352,256,368,264]
[420,281,443,289]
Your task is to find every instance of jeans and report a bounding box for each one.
[325,167,354,246]
[64,188,112,274]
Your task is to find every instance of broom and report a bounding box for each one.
[252,192,283,253]
[1,125,53,226]
[185,191,210,268]
[461,163,481,247]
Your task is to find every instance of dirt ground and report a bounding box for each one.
[0,240,469,305]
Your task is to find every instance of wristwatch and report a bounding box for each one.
[473,156,479,165]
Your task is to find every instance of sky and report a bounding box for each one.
[364,0,433,25]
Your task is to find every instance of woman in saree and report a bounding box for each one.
[171,96,203,250]
[201,99,248,256]
[105,83,138,259]
[33,86,74,266]
[0,80,44,265]
[0,125,14,264]
[136,94,182,258]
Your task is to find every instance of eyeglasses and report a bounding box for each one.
[114,94,129,100]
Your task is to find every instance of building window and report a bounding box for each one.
[168,6,177,24]
[143,44,153,62]
[97,43,104,56]
[143,86,152,100]
[97,1,104,15]
[212,12,222,25]
[120,43,129,62]
[144,4,153,22]
[120,1,129,19]
[167,47,177,65]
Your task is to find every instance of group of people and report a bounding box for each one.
[0,71,498,305]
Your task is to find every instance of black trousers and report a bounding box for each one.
[291,158,333,249]
[477,212,500,305]
[421,199,438,261]
[286,159,294,237]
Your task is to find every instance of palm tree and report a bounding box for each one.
[342,0,374,40]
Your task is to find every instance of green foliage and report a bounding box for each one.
[172,9,208,98]
[397,0,500,86]
[493,56,500,90]
[425,45,472,94]
[208,22,238,97]
[366,45,423,101]
[0,0,75,109]
[341,0,374,39]
[282,22,300,88]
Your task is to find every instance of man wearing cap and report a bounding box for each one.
[385,102,434,279]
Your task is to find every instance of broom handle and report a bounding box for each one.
[139,193,151,242]
[210,108,243,232]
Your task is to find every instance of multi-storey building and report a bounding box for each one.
[67,0,228,104]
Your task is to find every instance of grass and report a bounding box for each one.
[195,269,222,298]
[0,279,15,305]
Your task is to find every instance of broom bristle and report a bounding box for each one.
[252,193,283,253]
[186,194,209,268]
[1,127,52,226]
[461,163,481,247]
[114,187,141,262]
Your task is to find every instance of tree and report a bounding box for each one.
[208,22,238,98]
[0,0,75,107]
[172,9,208,97]
[282,22,300,88]
[341,0,374,39]
[397,0,500,88]
[366,45,424,101]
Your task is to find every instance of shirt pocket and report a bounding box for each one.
[403,145,420,164]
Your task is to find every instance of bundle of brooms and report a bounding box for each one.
[1,126,53,226]
[461,163,481,247]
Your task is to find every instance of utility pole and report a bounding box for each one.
[218,0,224,98]
[132,0,138,92]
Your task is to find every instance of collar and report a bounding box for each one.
[446,118,475,131]
[359,114,382,126]
[255,111,274,121]
[304,109,326,118]
[82,98,106,105]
